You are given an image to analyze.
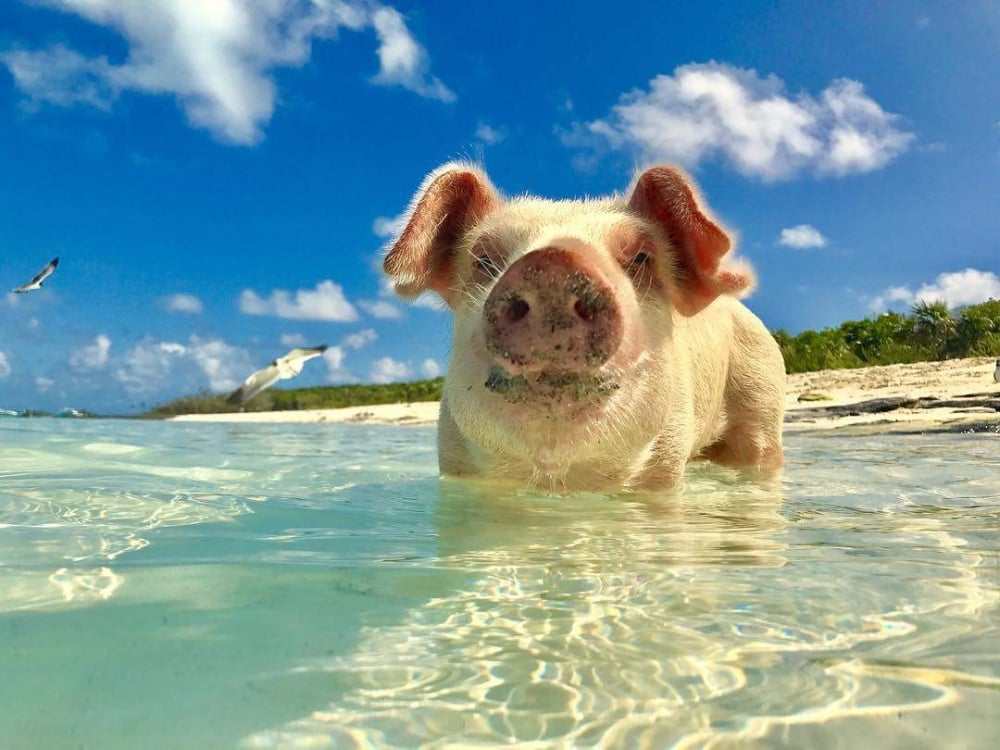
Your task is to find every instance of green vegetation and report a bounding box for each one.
[775,300,1000,373]
[144,378,444,417]
[146,300,1000,418]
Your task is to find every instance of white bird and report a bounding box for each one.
[994,358,1000,383]
[12,257,59,293]
[228,345,328,405]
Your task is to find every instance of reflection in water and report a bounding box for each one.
[244,458,998,749]
[0,487,250,611]
[49,566,124,603]
[0,421,997,748]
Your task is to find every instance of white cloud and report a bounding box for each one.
[161,293,203,314]
[280,332,307,347]
[323,347,346,370]
[188,337,249,392]
[420,358,441,378]
[359,299,404,319]
[343,329,377,350]
[370,356,412,384]
[0,351,10,378]
[869,269,1000,312]
[322,346,350,382]
[36,376,54,392]
[115,335,252,395]
[115,340,187,395]
[369,7,454,102]
[868,286,915,312]
[565,63,914,180]
[3,0,452,145]
[321,330,377,382]
[778,224,827,249]
[70,334,112,369]
[475,121,507,145]
[2,44,116,109]
[373,211,407,239]
[239,280,358,322]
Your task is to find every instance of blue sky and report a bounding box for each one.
[1,0,997,414]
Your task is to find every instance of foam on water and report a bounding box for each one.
[0,418,997,748]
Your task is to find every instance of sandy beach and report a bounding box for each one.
[169,356,1000,433]
[170,400,443,426]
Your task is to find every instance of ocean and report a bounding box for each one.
[0,417,997,748]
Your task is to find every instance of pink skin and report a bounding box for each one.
[444,231,665,479]
[482,246,624,375]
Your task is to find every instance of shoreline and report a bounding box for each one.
[169,400,443,426]
[168,356,1000,433]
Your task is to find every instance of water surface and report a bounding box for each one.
[0,418,997,748]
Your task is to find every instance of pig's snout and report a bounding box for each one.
[483,247,623,372]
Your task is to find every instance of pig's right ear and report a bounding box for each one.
[627,166,756,316]
[383,163,500,307]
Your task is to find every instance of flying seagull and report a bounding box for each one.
[12,257,59,294]
[228,345,328,405]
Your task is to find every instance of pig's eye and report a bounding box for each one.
[626,250,653,276]
[474,254,502,279]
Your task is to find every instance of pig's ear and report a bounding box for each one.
[627,166,755,315]
[383,163,500,306]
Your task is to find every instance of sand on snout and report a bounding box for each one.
[168,356,999,432]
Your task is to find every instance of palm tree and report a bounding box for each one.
[911,301,955,358]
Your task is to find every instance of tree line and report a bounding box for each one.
[146,299,999,416]
[776,299,1000,373]
[144,378,446,417]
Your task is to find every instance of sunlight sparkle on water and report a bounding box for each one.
[0,419,997,749]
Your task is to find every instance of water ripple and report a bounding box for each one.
[0,422,996,748]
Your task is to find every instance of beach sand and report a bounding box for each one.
[171,400,443,426]
[169,356,999,432]
[783,355,999,432]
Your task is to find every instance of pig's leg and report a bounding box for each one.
[438,399,479,477]
[632,433,691,490]
[703,417,784,471]
[705,316,785,472]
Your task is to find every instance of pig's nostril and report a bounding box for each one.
[574,297,597,322]
[506,296,530,323]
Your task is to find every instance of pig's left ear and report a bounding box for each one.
[383,162,500,307]
[627,166,756,315]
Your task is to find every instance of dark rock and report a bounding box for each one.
[786,394,1000,423]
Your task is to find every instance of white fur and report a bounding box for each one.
[384,165,786,490]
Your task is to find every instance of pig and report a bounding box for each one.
[383,163,785,490]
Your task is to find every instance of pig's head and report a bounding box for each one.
[383,163,755,475]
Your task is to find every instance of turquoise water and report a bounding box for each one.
[0,419,997,749]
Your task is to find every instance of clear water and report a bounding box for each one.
[0,418,997,749]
